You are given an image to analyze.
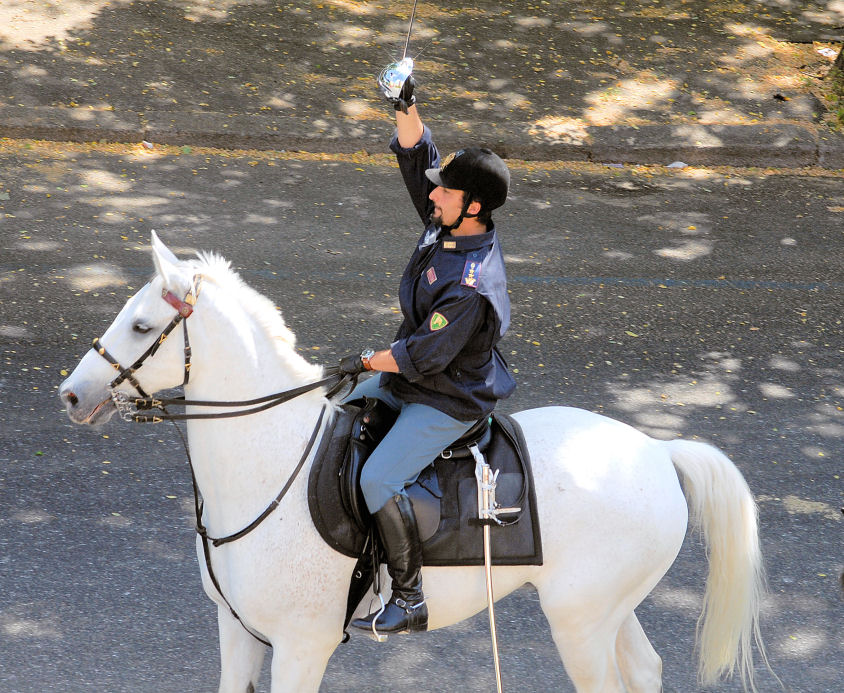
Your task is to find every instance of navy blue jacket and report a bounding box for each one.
[381,126,516,421]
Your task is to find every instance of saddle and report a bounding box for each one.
[307,397,543,637]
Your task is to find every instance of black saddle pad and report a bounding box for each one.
[307,402,542,567]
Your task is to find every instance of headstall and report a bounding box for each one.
[92,275,201,419]
[91,274,350,424]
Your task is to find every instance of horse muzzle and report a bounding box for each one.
[59,378,118,426]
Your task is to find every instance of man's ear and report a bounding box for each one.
[467,200,483,217]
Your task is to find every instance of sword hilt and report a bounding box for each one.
[471,444,520,524]
[378,57,414,101]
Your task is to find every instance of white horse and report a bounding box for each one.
[60,232,769,693]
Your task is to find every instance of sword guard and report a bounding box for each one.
[378,57,414,100]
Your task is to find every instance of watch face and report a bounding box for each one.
[361,348,375,358]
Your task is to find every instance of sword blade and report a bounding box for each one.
[402,0,420,60]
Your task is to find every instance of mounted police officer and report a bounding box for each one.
[340,72,515,637]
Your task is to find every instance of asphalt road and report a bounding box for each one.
[0,141,842,692]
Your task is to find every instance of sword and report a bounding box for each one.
[378,0,419,101]
[471,443,520,693]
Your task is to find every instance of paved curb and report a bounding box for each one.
[587,124,821,168]
[0,106,143,144]
[2,106,844,169]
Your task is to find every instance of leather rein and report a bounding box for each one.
[90,274,352,646]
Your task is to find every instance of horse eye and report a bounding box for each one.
[133,323,153,334]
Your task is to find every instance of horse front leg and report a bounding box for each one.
[268,633,337,693]
[216,604,267,693]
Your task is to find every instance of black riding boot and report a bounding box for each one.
[351,493,428,636]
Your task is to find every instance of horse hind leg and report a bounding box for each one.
[216,605,267,693]
[536,588,627,692]
[615,612,662,693]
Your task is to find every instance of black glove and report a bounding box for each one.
[338,353,366,376]
[393,75,416,114]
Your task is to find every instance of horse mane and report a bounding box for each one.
[189,251,323,383]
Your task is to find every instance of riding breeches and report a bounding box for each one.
[344,376,476,513]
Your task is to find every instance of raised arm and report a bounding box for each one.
[396,103,424,149]
[391,74,424,148]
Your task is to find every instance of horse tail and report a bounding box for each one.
[665,438,772,692]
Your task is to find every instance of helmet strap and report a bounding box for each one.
[443,195,477,234]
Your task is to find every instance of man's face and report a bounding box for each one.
[429,186,466,227]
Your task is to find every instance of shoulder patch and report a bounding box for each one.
[429,312,449,331]
[461,259,481,288]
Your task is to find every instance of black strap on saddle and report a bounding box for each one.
[341,398,398,534]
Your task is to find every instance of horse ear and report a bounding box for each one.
[150,230,187,293]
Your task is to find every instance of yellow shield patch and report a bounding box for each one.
[429,312,449,331]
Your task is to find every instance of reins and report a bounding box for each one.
[197,405,328,548]
[113,370,349,423]
[90,273,353,647]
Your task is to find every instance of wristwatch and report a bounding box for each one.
[360,348,376,371]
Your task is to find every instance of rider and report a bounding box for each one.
[340,73,516,636]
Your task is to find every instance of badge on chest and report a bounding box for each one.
[426,266,437,285]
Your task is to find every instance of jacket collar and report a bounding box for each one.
[440,223,496,252]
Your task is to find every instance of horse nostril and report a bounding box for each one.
[66,391,79,407]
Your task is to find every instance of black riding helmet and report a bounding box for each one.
[425,147,509,227]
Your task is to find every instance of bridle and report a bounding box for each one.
[92,274,349,422]
[89,273,353,646]
[93,275,201,406]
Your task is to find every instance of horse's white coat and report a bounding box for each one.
[60,233,769,693]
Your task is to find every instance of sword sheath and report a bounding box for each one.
[484,520,504,693]
[472,445,504,693]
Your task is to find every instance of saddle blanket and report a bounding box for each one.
[307,402,543,567]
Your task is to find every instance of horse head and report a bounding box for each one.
[59,231,199,425]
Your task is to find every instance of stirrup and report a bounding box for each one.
[368,592,388,643]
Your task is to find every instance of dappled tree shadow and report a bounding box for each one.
[1,1,842,149]
[1,136,842,689]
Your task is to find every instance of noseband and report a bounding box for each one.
[92,276,200,409]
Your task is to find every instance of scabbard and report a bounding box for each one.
[483,521,504,693]
[472,444,504,693]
